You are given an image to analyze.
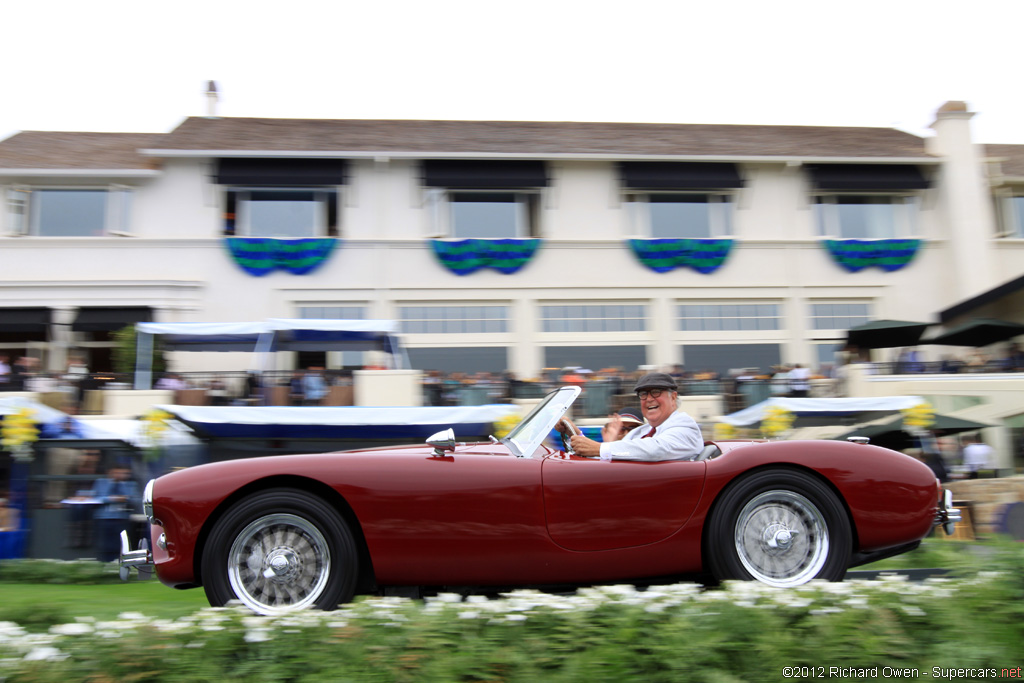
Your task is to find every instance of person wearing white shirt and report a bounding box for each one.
[564,372,704,461]
[962,436,995,479]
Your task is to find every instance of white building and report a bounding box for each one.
[1,100,1023,381]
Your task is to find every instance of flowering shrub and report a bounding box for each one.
[1,543,1022,682]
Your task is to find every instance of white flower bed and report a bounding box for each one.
[0,573,1000,666]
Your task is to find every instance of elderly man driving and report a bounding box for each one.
[566,372,703,461]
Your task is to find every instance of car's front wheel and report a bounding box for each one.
[705,469,851,587]
[201,488,357,614]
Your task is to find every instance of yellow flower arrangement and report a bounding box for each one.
[761,406,795,438]
[1,408,39,461]
[901,402,935,430]
[492,413,521,439]
[713,422,737,440]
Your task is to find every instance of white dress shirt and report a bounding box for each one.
[598,409,703,461]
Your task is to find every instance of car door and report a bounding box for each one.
[541,454,706,551]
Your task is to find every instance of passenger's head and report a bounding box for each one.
[616,408,644,434]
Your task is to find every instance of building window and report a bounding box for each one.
[814,195,919,239]
[400,305,509,334]
[626,193,734,238]
[226,188,338,238]
[422,160,548,239]
[428,190,540,238]
[7,187,132,236]
[541,304,647,333]
[810,302,872,331]
[298,305,366,320]
[677,303,780,331]
[997,195,1024,237]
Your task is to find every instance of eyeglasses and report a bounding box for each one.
[636,388,669,400]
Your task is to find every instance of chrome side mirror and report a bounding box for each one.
[427,428,457,456]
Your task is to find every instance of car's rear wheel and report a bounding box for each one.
[706,469,851,587]
[201,488,357,614]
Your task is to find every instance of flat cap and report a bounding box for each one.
[634,372,678,393]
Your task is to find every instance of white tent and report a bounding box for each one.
[134,319,407,388]
[718,396,926,427]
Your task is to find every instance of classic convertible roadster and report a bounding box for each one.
[120,386,959,614]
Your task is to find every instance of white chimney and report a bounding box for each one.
[205,80,219,118]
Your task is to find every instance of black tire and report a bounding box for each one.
[201,488,357,613]
[705,469,851,587]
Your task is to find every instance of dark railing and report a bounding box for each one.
[43,371,820,419]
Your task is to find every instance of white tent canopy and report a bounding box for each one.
[718,396,926,427]
[134,319,407,389]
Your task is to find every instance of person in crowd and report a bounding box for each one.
[245,371,261,400]
[302,367,328,406]
[9,356,36,392]
[770,365,791,396]
[0,490,19,532]
[0,354,10,391]
[962,434,995,479]
[560,373,703,461]
[424,370,445,406]
[155,373,187,390]
[92,462,140,562]
[289,370,305,404]
[66,450,100,549]
[208,377,230,406]
[40,415,86,505]
[788,363,811,397]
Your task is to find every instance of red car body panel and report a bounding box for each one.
[147,438,940,591]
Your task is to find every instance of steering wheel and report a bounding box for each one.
[559,418,579,456]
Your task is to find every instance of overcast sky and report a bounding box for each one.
[2,0,1021,144]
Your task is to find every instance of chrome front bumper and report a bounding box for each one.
[935,488,962,536]
[118,529,153,581]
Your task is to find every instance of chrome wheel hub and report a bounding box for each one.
[734,490,828,587]
[228,513,331,614]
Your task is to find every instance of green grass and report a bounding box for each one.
[0,580,209,630]
[0,538,987,633]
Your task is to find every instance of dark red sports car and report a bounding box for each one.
[120,387,959,614]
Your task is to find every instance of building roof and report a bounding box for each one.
[984,144,1024,179]
[0,131,160,171]
[145,116,935,160]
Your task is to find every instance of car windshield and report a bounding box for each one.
[502,386,581,458]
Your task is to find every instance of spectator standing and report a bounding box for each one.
[302,367,328,406]
[788,364,811,398]
[0,355,10,391]
[93,463,139,562]
[962,435,995,479]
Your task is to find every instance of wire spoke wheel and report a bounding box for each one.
[202,488,357,614]
[706,469,851,587]
[228,513,331,613]
[734,490,828,587]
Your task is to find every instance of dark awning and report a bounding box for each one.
[619,162,744,190]
[72,307,152,332]
[846,319,933,349]
[216,158,348,186]
[807,164,931,191]
[0,307,51,332]
[423,160,549,188]
[924,318,1024,347]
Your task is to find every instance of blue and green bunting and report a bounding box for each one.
[628,238,733,274]
[225,238,338,276]
[824,239,921,272]
[431,238,541,275]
